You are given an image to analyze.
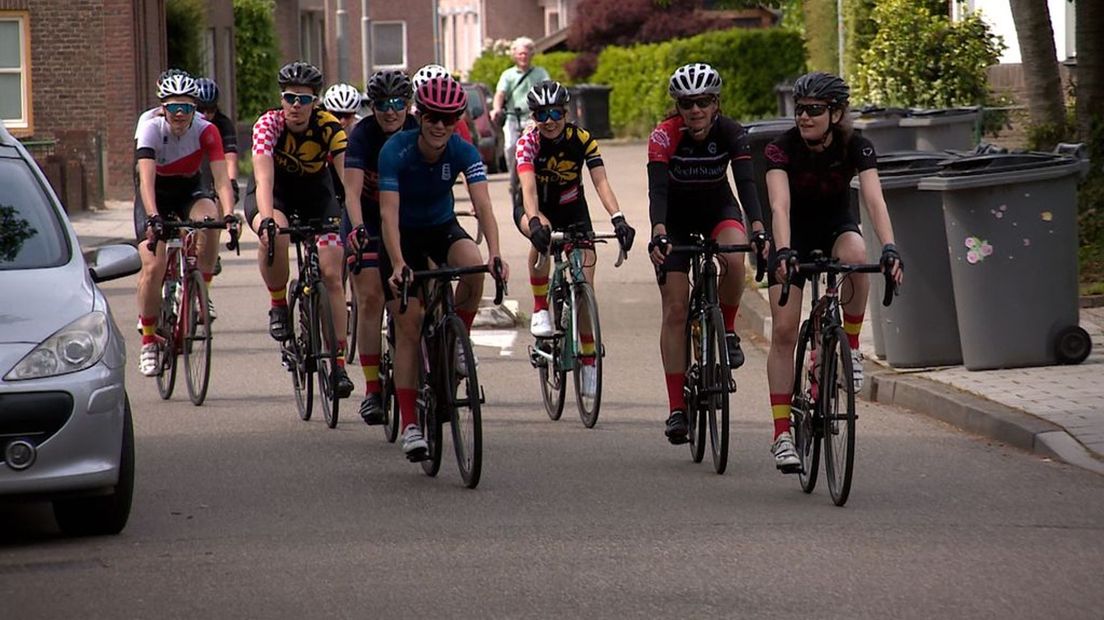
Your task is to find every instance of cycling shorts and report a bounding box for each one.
[513,199,593,236]
[340,212,381,270]
[766,212,862,288]
[243,177,342,231]
[132,175,212,241]
[378,218,473,302]
[657,203,746,275]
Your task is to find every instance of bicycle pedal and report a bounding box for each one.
[778,464,803,475]
[405,448,429,463]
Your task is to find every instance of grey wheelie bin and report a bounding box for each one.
[852,152,962,367]
[568,84,613,139]
[743,118,795,220]
[900,108,979,152]
[918,153,1091,370]
[853,108,916,155]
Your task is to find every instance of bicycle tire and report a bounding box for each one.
[420,338,444,477]
[381,316,400,443]
[821,327,856,506]
[792,319,820,493]
[444,316,483,488]
[345,291,358,364]
[572,283,603,428]
[155,279,179,400]
[315,281,340,429]
[703,307,730,475]
[288,280,314,421]
[182,270,212,406]
[685,315,706,464]
[538,338,567,421]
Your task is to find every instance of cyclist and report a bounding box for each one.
[245,61,355,398]
[515,79,635,398]
[763,71,903,472]
[412,64,475,145]
[647,63,768,445]
[322,82,363,206]
[343,70,419,425]
[377,76,510,461]
[194,77,240,205]
[133,70,237,376]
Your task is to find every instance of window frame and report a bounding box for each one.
[0,11,33,136]
[371,20,407,71]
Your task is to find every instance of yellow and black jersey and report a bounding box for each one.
[515,123,603,210]
[251,108,348,180]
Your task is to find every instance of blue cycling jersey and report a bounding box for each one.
[377,129,488,228]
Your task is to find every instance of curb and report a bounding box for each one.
[735,286,1104,477]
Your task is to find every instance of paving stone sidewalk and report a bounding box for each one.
[737,284,1104,476]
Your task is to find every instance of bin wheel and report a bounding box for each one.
[1054,326,1092,365]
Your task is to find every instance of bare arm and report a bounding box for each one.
[857,168,895,246]
[468,181,501,258]
[344,168,365,228]
[519,169,540,226]
[766,169,792,249]
[209,160,236,218]
[380,189,404,271]
[491,90,506,121]
[589,165,622,218]
[137,159,158,219]
[225,152,239,181]
[254,153,276,222]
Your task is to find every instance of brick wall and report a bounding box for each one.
[275,0,302,63]
[483,0,544,47]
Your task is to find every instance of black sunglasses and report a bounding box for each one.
[795,103,831,118]
[676,96,716,111]
[421,111,462,126]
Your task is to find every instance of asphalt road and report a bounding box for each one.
[3,142,1103,618]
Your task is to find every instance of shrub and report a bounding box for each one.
[567,0,721,53]
[467,51,580,90]
[802,0,837,73]
[234,0,280,120]
[852,0,1004,108]
[591,28,806,136]
[166,0,207,76]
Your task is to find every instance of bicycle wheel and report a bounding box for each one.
[685,316,706,464]
[314,281,340,429]
[345,287,358,364]
[821,327,856,506]
[443,316,483,488]
[537,338,566,421]
[182,270,212,406]
[381,316,400,443]
[288,279,314,421]
[419,340,444,476]
[702,307,730,474]
[572,283,603,428]
[792,319,820,493]
[155,279,179,400]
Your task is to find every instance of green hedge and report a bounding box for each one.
[591,28,806,137]
[234,0,280,120]
[467,51,580,89]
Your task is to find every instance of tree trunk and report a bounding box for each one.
[1009,0,1066,141]
[1076,0,1104,145]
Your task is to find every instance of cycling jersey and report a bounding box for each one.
[251,108,348,183]
[647,114,763,229]
[377,129,487,229]
[345,115,420,228]
[515,123,603,221]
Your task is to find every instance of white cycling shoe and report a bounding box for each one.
[138,343,160,377]
[580,365,598,398]
[771,431,801,473]
[530,309,554,338]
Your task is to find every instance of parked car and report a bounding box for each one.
[463,82,506,173]
[0,123,140,536]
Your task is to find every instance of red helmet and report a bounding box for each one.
[415,76,468,115]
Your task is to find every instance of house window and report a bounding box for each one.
[0,11,32,133]
[203,27,217,79]
[372,21,406,69]
[301,11,324,67]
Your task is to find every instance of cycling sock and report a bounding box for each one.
[844,312,864,350]
[202,272,213,289]
[140,316,157,345]
[770,393,791,439]
[721,302,739,333]
[458,309,477,332]
[397,387,417,429]
[665,372,686,412]
[360,354,380,394]
[580,333,596,366]
[269,286,287,308]
[336,340,347,368]
[531,275,549,312]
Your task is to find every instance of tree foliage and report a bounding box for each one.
[166,0,207,76]
[852,0,1004,108]
[567,0,724,53]
[234,0,280,120]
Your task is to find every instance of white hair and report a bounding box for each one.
[511,37,535,53]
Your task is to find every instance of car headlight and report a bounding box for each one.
[5,312,110,380]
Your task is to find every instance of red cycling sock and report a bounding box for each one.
[665,372,686,412]
[397,388,417,429]
[458,309,477,332]
[770,393,791,439]
[721,303,739,333]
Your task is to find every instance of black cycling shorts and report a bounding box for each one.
[766,211,862,288]
[340,212,381,270]
[243,176,342,230]
[378,218,474,301]
[513,199,593,236]
[657,202,746,275]
[132,175,212,241]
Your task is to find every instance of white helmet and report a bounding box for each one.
[323,83,362,114]
[668,63,722,98]
[413,64,451,90]
[157,69,199,100]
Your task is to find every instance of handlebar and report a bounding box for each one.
[777,253,896,308]
[534,230,627,271]
[145,218,228,253]
[656,236,766,286]
[349,227,375,275]
[263,217,341,266]
[399,257,507,314]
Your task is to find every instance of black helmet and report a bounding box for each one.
[792,71,850,107]
[278,61,324,93]
[366,70,413,102]
[526,80,570,109]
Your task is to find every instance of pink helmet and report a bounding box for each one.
[415,76,468,115]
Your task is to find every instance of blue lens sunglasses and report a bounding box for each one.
[534,108,565,123]
[163,102,196,115]
[374,97,407,113]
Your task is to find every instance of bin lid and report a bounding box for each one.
[908,107,979,118]
[876,150,955,176]
[743,118,793,136]
[855,105,911,118]
[918,152,1082,191]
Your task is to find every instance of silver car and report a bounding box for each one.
[0,124,140,536]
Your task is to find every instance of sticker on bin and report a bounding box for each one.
[1041,211,1053,222]
[964,236,993,264]
[991,204,1007,219]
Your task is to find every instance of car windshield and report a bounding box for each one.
[465,87,485,118]
[0,156,70,270]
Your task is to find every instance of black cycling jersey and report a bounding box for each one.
[200,110,237,191]
[345,114,420,228]
[764,127,877,222]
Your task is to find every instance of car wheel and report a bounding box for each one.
[53,395,135,537]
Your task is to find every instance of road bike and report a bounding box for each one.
[780,250,895,506]
[528,225,625,428]
[399,259,506,488]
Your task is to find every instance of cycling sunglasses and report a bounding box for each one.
[676,96,716,111]
[281,92,317,106]
[374,97,407,113]
[534,108,565,123]
[795,103,831,118]
[420,111,462,126]
[163,102,196,115]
